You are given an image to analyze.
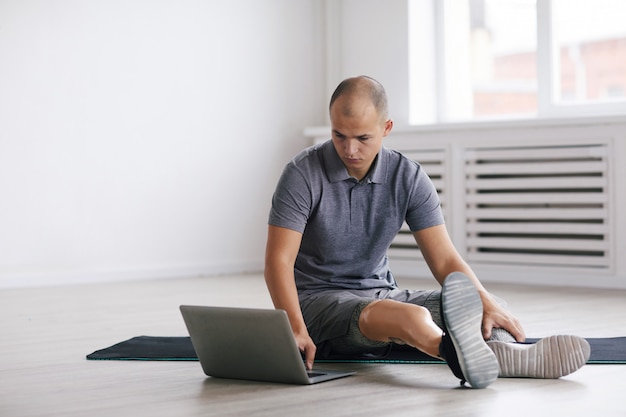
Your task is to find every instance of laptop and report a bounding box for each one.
[179,305,355,385]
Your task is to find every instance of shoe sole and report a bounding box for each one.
[442,272,499,389]
[488,335,591,378]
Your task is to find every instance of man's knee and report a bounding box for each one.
[358,299,432,340]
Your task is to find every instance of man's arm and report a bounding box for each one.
[413,224,525,342]
[264,224,316,369]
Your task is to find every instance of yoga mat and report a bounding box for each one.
[86,336,626,364]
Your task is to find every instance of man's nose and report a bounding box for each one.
[345,139,358,156]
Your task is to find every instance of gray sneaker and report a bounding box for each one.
[441,272,500,388]
[488,335,591,378]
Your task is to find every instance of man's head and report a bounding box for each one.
[329,76,393,181]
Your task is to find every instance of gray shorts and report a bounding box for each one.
[299,287,442,358]
[300,287,513,358]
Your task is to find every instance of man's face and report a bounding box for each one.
[330,97,393,181]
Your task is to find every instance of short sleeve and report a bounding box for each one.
[404,165,444,232]
[268,162,312,233]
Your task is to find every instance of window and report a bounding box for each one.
[409,0,626,124]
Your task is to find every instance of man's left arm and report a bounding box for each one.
[413,224,526,342]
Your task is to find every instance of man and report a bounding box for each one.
[265,75,590,388]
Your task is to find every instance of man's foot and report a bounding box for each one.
[488,335,590,378]
[440,272,499,389]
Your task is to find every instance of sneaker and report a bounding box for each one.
[440,272,500,389]
[488,335,590,378]
[439,330,468,383]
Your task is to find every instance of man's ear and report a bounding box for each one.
[383,119,394,137]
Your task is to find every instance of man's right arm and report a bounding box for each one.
[264,224,317,369]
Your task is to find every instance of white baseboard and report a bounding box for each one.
[0,259,264,289]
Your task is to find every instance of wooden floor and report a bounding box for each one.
[1,273,625,417]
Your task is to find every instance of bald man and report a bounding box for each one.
[264,76,589,388]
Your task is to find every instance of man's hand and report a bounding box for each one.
[479,291,526,342]
[295,331,317,370]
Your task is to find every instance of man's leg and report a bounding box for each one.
[385,277,590,379]
[358,299,443,357]
[403,284,591,379]
[359,273,499,388]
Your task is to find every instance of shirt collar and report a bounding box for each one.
[322,140,387,184]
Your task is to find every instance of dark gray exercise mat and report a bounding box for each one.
[86,336,626,364]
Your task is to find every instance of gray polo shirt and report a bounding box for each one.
[269,140,444,293]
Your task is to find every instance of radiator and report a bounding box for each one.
[463,144,608,268]
[389,142,611,269]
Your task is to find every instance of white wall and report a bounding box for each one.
[0,0,326,287]
[325,0,411,125]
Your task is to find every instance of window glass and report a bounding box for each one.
[436,0,538,122]
[466,0,538,120]
[552,0,626,104]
